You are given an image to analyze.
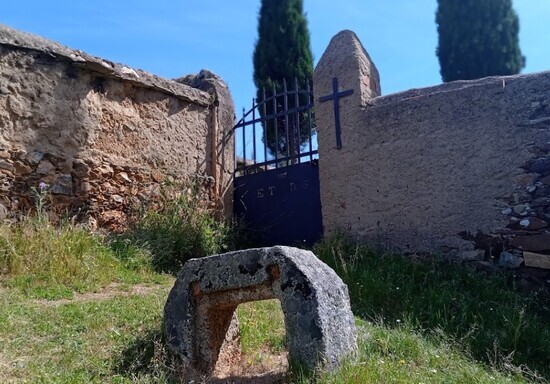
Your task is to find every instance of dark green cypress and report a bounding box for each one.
[253,0,314,158]
[436,0,525,82]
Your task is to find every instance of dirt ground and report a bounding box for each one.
[212,344,289,384]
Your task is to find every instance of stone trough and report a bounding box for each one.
[163,246,357,375]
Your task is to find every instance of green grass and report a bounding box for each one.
[0,185,225,381]
[112,188,233,275]
[299,318,534,384]
[0,283,174,383]
[237,299,286,356]
[233,295,538,384]
[1,285,537,384]
[313,234,550,382]
[0,183,233,297]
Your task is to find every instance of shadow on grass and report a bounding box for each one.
[114,327,291,383]
[113,328,179,383]
[209,373,288,384]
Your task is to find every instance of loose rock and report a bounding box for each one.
[511,234,550,252]
[519,217,548,230]
[52,175,73,195]
[458,250,485,261]
[523,251,550,269]
[0,203,7,219]
[499,252,524,269]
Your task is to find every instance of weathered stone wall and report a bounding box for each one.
[0,24,234,228]
[314,30,550,274]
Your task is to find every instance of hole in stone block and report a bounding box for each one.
[213,299,288,380]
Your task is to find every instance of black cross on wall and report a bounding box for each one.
[319,77,354,150]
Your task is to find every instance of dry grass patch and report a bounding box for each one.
[0,350,16,383]
[29,282,171,307]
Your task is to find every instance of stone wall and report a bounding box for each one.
[0,24,234,229]
[314,30,550,275]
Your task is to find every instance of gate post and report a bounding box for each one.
[175,70,236,219]
[313,30,381,237]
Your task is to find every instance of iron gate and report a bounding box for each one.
[232,79,322,246]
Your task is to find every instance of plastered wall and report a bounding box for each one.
[314,31,550,270]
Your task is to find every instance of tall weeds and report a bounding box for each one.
[0,216,138,297]
[111,184,233,275]
[0,181,233,296]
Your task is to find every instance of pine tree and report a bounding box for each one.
[253,0,314,159]
[436,0,525,82]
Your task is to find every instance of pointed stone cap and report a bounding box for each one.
[314,30,381,105]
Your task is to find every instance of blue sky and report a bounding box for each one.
[2,0,549,118]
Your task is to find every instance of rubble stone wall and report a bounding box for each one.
[314,30,550,277]
[0,24,234,229]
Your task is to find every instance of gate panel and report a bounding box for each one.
[231,78,322,246]
[234,161,322,246]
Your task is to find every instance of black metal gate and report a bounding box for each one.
[232,79,322,246]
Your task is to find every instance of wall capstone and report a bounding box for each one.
[0,24,209,105]
[164,246,357,374]
[315,30,380,109]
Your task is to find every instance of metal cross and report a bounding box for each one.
[319,77,354,150]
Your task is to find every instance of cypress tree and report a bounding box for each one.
[253,0,314,158]
[436,0,525,82]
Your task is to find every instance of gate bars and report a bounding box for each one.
[233,78,317,176]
